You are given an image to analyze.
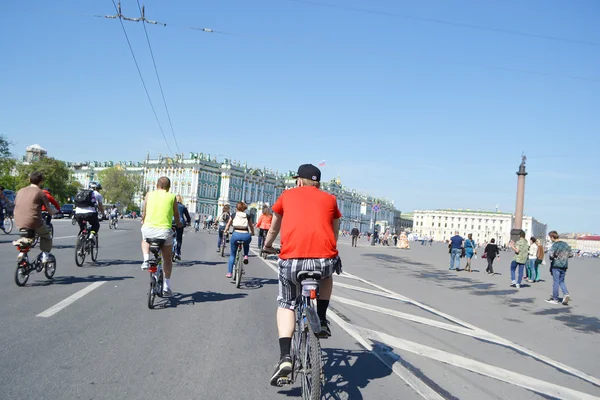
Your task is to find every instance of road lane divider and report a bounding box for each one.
[36,281,106,318]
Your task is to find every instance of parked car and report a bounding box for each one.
[3,189,16,215]
[60,204,75,217]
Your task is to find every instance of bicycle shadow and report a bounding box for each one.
[28,275,133,287]
[86,259,142,268]
[153,290,248,309]
[239,277,278,290]
[277,347,394,399]
[175,260,227,268]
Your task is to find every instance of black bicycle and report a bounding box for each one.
[220,231,229,257]
[13,229,57,286]
[74,219,98,266]
[275,270,324,399]
[146,238,165,309]
[2,208,13,234]
[231,240,246,288]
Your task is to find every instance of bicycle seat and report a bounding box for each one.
[146,238,166,253]
[19,228,35,239]
[296,271,322,282]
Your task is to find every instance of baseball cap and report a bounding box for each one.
[293,164,321,182]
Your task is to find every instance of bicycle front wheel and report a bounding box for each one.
[15,265,29,286]
[4,217,13,234]
[235,254,243,288]
[75,236,86,266]
[301,325,323,400]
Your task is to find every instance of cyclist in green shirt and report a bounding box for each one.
[140,176,183,296]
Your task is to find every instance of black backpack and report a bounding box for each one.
[74,189,94,208]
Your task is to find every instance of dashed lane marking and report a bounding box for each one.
[36,281,106,318]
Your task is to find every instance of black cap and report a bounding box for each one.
[293,164,321,182]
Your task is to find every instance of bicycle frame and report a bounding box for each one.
[147,244,164,309]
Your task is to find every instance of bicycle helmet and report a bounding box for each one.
[90,183,102,190]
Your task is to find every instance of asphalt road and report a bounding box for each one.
[0,220,598,399]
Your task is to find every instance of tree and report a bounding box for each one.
[16,157,80,203]
[97,167,142,210]
[0,134,17,188]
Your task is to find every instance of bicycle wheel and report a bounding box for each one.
[221,240,226,257]
[15,265,29,286]
[4,217,13,234]
[44,258,56,279]
[157,270,164,297]
[114,220,118,229]
[91,237,99,262]
[109,221,113,230]
[49,224,54,239]
[235,252,243,288]
[72,216,77,225]
[301,321,323,400]
[148,277,156,309]
[75,235,86,266]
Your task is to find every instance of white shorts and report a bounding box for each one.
[141,226,174,246]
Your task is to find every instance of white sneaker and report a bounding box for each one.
[41,252,50,263]
[516,284,521,289]
[163,286,172,297]
[141,261,149,270]
[562,294,571,305]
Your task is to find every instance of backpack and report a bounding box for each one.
[232,212,248,230]
[74,189,94,208]
[221,212,230,224]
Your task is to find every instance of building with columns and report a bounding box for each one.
[66,152,399,230]
[412,209,547,245]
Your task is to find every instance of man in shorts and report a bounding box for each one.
[263,163,342,386]
[140,176,183,296]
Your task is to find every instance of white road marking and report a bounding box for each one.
[36,281,106,318]
[360,327,600,400]
[334,281,411,302]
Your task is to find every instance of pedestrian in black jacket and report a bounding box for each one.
[484,238,500,275]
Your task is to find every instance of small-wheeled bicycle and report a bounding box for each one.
[275,270,325,399]
[109,217,118,230]
[13,229,57,286]
[146,238,165,309]
[74,218,98,266]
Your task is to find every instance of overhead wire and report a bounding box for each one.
[109,0,174,157]
[283,0,600,48]
[135,0,181,154]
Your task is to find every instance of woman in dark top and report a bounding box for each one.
[173,195,191,260]
[484,238,500,275]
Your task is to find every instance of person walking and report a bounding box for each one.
[484,238,500,275]
[546,231,572,305]
[509,231,529,289]
[449,231,464,271]
[464,233,476,272]
[526,237,538,283]
[534,238,544,282]
[173,195,191,260]
[350,225,360,247]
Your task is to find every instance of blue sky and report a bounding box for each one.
[1,0,599,232]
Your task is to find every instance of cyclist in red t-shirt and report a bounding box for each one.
[41,188,61,226]
[263,163,342,386]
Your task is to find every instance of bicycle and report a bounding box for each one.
[231,240,247,288]
[2,208,13,234]
[74,218,98,266]
[146,238,165,309]
[13,229,57,286]
[109,217,118,230]
[32,211,53,248]
[275,270,325,399]
[71,214,77,225]
[220,231,228,258]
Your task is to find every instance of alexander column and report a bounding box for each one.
[511,155,527,242]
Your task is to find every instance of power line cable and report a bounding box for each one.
[283,0,600,48]
[135,0,181,154]
[109,0,174,157]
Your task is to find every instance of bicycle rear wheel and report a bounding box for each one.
[91,237,99,262]
[75,235,86,266]
[301,322,323,400]
[221,239,226,257]
[4,217,13,234]
[235,253,243,288]
[148,276,156,309]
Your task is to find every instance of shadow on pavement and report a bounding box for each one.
[534,308,600,334]
[158,290,248,308]
[53,244,75,249]
[239,277,278,290]
[88,259,142,267]
[175,260,227,268]
[28,275,133,287]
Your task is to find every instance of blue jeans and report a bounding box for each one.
[450,248,461,270]
[510,261,525,284]
[228,232,251,274]
[551,268,568,300]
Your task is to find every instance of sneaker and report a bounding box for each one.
[269,355,293,386]
[545,298,559,305]
[141,261,149,270]
[516,284,521,289]
[175,254,181,261]
[163,286,173,297]
[217,248,220,253]
[488,272,494,275]
[243,255,249,265]
[318,319,332,338]
[41,252,50,263]
[509,283,516,287]
[226,273,232,278]
[562,294,571,305]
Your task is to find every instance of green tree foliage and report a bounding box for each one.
[0,134,17,188]
[16,157,80,203]
[97,167,142,209]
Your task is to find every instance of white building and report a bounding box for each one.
[412,209,547,245]
[576,236,600,253]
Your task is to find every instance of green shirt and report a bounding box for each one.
[513,238,529,264]
[143,190,175,230]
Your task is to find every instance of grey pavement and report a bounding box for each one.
[0,222,598,399]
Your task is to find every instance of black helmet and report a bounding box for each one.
[90,183,102,190]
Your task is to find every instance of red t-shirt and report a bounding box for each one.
[272,186,342,259]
